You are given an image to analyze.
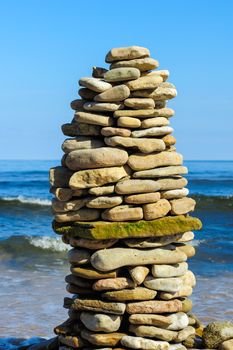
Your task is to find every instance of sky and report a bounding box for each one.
[0,0,232,160]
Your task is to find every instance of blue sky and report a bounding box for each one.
[0,0,232,160]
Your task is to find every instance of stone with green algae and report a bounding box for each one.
[52,215,202,240]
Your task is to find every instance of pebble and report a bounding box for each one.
[114,107,174,118]
[104,136,166,153]
[152,262,188,278]
[89,185,115,196]
[117,116,141,128]
[131,126,173,138]
[131,82,177,100]
[93,277,135,291]
[86,196,123,208]
[141,117,169,128]
[67,248,91,265]
[81,329,125,346]
[70,98,85,110]
[111,57,159,71]
[101,205,143,221]
[124,98,155,109]
[133,165,188,178]
[121,335,169,350]
[176,244,196,258]
[128,151,183,171]
[129,314,172,327]
[50,187,74,201]
[55,208,100,222]
[170,197,196,215]
[126,75,163,91]
[62,137,104,153]
[79,77,112,92]
[104,67,140,82]
[94,85,130,102]
[143,199,171,220]
[83,101,123,112]
[80,312,121,332]
[52,198,87,212]
[128,266,150,285]
[101,126,131,137]
[160,285,193,300]
[71,266,117,279]
[161,188,189,199]
[177,231,194,243]
[105,46,150,62]
[71,298,126,315]
[125,192,161,204]
[115,179,161,194]
[102,287,157,301]
[65,274,92,288]
[65,147,128,170]
[75,111,113,127]
[163,134,176,146]
[79,87,98,100]
[142,69,170,81]
[129,324,178,341]
[62,122,101,137]
[156,177,188,190]
[144,276,184,292]
[49,166,73,188]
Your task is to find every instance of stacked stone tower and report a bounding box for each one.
[50,46,202,350]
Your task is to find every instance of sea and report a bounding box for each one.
[0,160,233,347]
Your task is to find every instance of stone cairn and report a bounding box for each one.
[50,46,203,350]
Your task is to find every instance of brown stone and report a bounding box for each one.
[62,137,104,153]
[55,208,100,223]
[101,126,131,137]
[75,111,113,127]
[94,85,130,102]
[124,98,155,109]
[71,298,126,315]
[128,151,183,171]
[128,266,150,285]
[71,266,118,279]
[102,205,143,221]
[104,136,165,153]
[143,199,171,220]
[62,122,101,137]
[111,57,159,71]
[170,198,196,215]
[141,117,169,128]
[114,107,174,118]
[102,287,157,301]
[81,329,125,346]
[93,277,135,291]
[117,116,141,128]
[126,75,163,90]
[125,192,161,204]
[105,46,150,62]
[115,179,160,194]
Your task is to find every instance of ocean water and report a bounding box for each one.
[0,160,233,342]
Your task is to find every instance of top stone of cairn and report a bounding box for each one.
[105,45,150,63]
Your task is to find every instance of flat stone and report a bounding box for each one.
[141,117,169,128]
[143,199,171,220]
[65,147,128,170]
[105,46,150,62]
[69,166,129,189]
[53,215,202,240]
[177,231,194,242]
[129,314,172,327]
[70,99,86,110]
[111,57,159,71]
[102,205,143,221]
[66,283,95,295]
[83,102,123,112]
[156,177,188,190]
[129,324,178,341]
[93,277,135,291]
[124,98,155,109]
[152,262,188,278]
[68,237,118,250]
[133,166,188,178]
[65,274,92,288]
[176,326,196,342]
[160,286,193,300]
[71,298,126,315]
[114,108,174,118]
[68,248,91,265]
[62,122,101,137]
[128,266,149,285]
[91,247,187,272]
[87,195,123,208]
[92,66,108,78]
[144,276,184,292]
[79,87,98,100]
[176,244,196,258]
[161,188,189,199]
[123,234,185,248]
[79,77,112,92]
[71,266,118,279]
[104,136,165,153]
[104,67,140,82]
[101,126,131,137]
[125,192,161,204]
[131,82,177,100]
[94,85,130,102]
[81,330,125,346]
[58,335,84,348]
[128,152,183,171]
[126,75,163,91]
[55,208,100,223]
[121,335,169,350]
[117,117,141,128]
[62,137,104,153]
[75,111,113,127]
[131,126,173,138]
[49,166,73,188]
[102,287,157,301]
[142,70,170,81]
[166,312,190,331]
[170,198,196,215]
[80,312,121,332]
[126,299,185,314]
[52,198,87,212]
[181,271,196,287]
[50,187,74,201]
[115,179,161,194]
[220,339,233,350]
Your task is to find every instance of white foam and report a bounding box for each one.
[29,236,69,252]
[2,195,51,206]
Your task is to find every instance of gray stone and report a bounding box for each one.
[104,67,140,82]
[86,196,123,208]
[111,57,159,72]
[105,46,150,62]
[79,77,112,92]
[115,179,161,194]
[75,111,113,127]
[94,85,130,102]
[80,312,121,332]
[62,137,104,153]
[83,101,123,112]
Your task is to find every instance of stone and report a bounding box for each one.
[65,147,128,170]
[126,75,163,90]
[112,57,159,72]
[92,66,108,78]
[131,126,173,138]
[133,166,188,178]
[93,277,135,291]
[101,205,143,221]
[163,134,176,146]
[125,192,161,204]
[102,287,157,301]
[53,215,202,240]
[70,99,86,110]
[123,234,184,248]
[156,177,188,190]
[104,67,140,82]
[83,101,123,112]
[129,324,178,341]
[176,244,196,258]
[101,126,131,137]
[170,198,196,215]
[68,237,118,250]
[105,46,150,62]
[176,326,195,342]
[169,345,186,350]
[143,199,171,220]
[126,299,184,314]
[71,298,126,315]
[104,136,165,153]
[66,283,95,295]
[81,330,125,346]
[58,335,84,348]
[131,82,177,100]
[80,312,121,332]
[91,247,187,272]
[181,270,196,286]
[144,276,184,292]
[89,185,115,196]
[62,122,101,137]
[62,137,104,153]
[124,98,155,109]
[160,286,193,300]
[50,187,74,201]
[71,266,118,279]
[128,152,183,171]
[129,314,172,328]
[121,335,169,350]
[65,274,92,288]
[52,198,87,212]
[117,116,141,128]
[49,166,73,188]
[152,262,188,278]
[55,208,100,223]
[141,117,169,128]
[79,87,98,100]
[115,179,161,194]
[161,188,189,199]
[75,111,113,127]
[142,70,170,81]
[94,85,130,102]
[79,77,112,92]
[67,248,91,265]
[177,231,194,242]
[69,166,129,189]
[114,107,174,118]
[87,196,123,208]
[128,266,150,285]
[220,339,233,350]
[166,312,190,331]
